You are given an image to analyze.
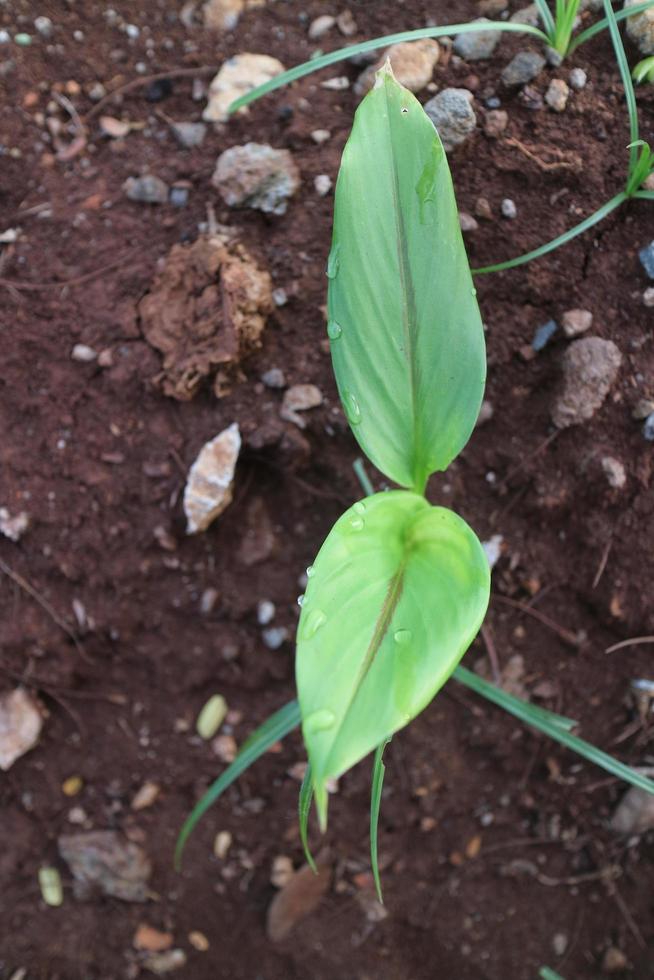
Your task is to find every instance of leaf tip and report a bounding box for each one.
[374,57,396,88]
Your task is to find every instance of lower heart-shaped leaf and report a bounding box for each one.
[296,491,490,826]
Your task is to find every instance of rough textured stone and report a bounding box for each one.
[184,424,241,534]
[625,0,654,54]
[509,3,541,26]
[0,688,43,770]
[424,88,476,152]
[561,308,593,337]
[123,175,169,204]
[212,142,300,215]
[551,337,622,428]
[354,39,440,95]
[58,831,152,901]
[453,19,502,60]
[545,78,569,112]
[569,67,587,90]
[501,50,546,86]
[484,108,508,136]
[204,54,285,123]
[203,0,244,30]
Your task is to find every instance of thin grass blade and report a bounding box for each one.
[353,458,375,497]
[370,738,390,903]
[472,192,627,275]
[175,700,301,868]
[601,0,639,168]
[299,763,317,873]
[454,665,654,795]
[634,189,654,199]
[533,0,556,37]
[227,22,549,113]
[571,0,654,50]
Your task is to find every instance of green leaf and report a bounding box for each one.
[327,65,486,492]
[298,763,317,873]
[296,491,490,827]
[370,738,390,903]
[175,700,301,868]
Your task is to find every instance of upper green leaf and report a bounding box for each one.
[296,491,490,826]
[327,65,486,492]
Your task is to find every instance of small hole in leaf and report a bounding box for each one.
[401,107,408,114]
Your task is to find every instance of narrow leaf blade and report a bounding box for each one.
[298,763,317,873]
[296,492,490,823]
[370,738,390,903]
[328,66,486,490]
[175,700,301,867]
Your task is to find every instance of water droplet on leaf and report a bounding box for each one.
[394,628,412,645]
[297,594,305,607]
[349,517,364,531]
[304,709,336,734]
[327,320,342,340]
[302,608,326,639]
[306,564,316,578]
[353,501,366,515]
[326,243,340,279]
[343,391,362,425]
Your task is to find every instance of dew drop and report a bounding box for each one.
[343,390,362,426]
[394,628,412,645]
[297,594,305,607]
[353,501,366,515]
[327,319,342,340]
[302,608,326,639]
[326,243,340,280]
[304,709,336,734]
[306,564,316,579]
[471,287,477,297]
[349,516,364,531]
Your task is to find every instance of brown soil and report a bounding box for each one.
[1,1,654,978]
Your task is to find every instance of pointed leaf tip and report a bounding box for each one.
[374,57,396,87]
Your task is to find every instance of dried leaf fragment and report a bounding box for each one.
[266,849,332,942]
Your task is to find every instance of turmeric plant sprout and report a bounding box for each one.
[177,65,654,900]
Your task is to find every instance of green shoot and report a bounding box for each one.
[633,55,654,83]
[539,969,566,980]
[174,699,301,868]
[626,140,654,196]
[549,0,583,56]
[298,762,317,873]
[228,22,549,113]
[472,192,627,276]
[570,0,654,50]
[370,738,390,903]
[602,0,639,168]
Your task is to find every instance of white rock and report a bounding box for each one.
[257,599,276,625]
[611,786,654,833]
[311,129,331,144]
[601,456,626,489]
[212,143,300,215]
[545,78,569,112]
[482,534,504,569]
[184,423,241,534]
[314,174,332,196]
[321,76,350,90]
[643,286,654,307]
[308,14,335,39]
[568,67,587,90]
[561,308,593,337]
[203,0,243,30]
[0,688,44,771]
[204,53,286,123]
[0,508,29,541]
[271,855,294,888]
[625,0,654,54]
[71,343,97,362]
[214,830,232,858]
[501,198,517,219]
[280,384,323,428]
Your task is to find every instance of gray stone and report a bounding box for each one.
[123,175,169,204]
[644,412,654,441]
[624,0,654,54]
[611,786,654,833]
[453,19,501,60]
[509,3,541,26]
[424,88,476,152]
[261,368,286,388]
[643,286,654,306]
[34,16,53,38]
[551,337,622,428]
[169,185,189,208]
[58,831,151,901]
[569,67,587,90]
[501,198,517,219]
[171,121,207,148]
[601,456,626,488]
[262,626,289,650]
[532,319,557,350]
[308,14,335,40]
[639,240,654,278]
[212,143,300,215]
[501,50,546,86]
[71,343,98,362]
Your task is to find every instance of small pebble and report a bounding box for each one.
[459,212,479,231]
[311,129,331,144]
[532,319,557,351]
[308,14,335,40]
[271,855,294,888]
[272,288,288,307]
[569,67,587,90]
[262,626,289,650]
[34,16,53,38]
[632,398,654,420]
[214,830,232,859]
[211,733,237,763]
[485,96,501,109]
[169,185,189,208]
[484,108,508,137]
[123,175,169,205]
[261,368,286,389]
[545,78,570,112]
[71,344,97,363]
[196,695,228,740]
[171,121,206,149]
[200,588,219,614]
[314,174,332,196]
[39,867,63,907]
[561,308,593,337]
[257,599,276,625]
[501,198,517,219]
[552,933,568,957]
[644,412,654,441]
[14,33,32,46]
[0,30,10,43]
[545,46,563,67]
[501,50,545,87]
[643,286,654,306]
[601,456,626,489]
[602,947,628,973]
[321,76,350,90]
[475,196,493,220]
[188,931,210,952]
[639,240,654,279]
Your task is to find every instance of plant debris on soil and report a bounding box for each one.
[1,1,654,978]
